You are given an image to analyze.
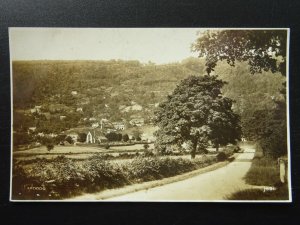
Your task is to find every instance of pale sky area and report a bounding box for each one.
[9,28,207,64]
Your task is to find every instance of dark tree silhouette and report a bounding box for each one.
[154,75,241,158]
[192,30,287,76]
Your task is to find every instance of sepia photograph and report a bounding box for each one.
[9,28,291,202]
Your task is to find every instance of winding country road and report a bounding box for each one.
[108,144,256,201]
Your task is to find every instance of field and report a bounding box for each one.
[13,144,154,160]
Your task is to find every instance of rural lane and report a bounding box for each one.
[108,144,256,201]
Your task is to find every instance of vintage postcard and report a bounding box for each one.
[9,28,291,202]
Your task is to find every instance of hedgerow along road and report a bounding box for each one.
[108,144,256,201]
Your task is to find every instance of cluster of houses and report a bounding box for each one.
[28,104,69,121]
[90,118,126,131]
[24,89,150,146]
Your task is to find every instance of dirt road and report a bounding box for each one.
[108,144,256,201]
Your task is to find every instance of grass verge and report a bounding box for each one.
[227,185,289,200]
[244,157,280,186]
[228,143,289,200]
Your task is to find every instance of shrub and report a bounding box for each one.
[81,157,128,191]
[143,150,154,157]
[136,136,141,141]
[104,144,110,149]
[216,152,227,161]
[46,143,54,151]
[65,136,74,144]
[122,134,129,142]
[125,155,217,182]
[233,146,241,153]
[12,154,218,200]
[222,145,239,156]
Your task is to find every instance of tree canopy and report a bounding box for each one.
[192,29,288,158]
[192,30,287,76]
[154,75,241,158]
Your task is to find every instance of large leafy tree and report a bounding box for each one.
[192,30,287,76]
[193,29,288,157]
[154,75,241,158]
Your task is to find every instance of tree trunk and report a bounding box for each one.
[216,143,219,152]
[191,142,197,159]
[191,148,196,159]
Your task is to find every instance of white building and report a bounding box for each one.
[76,107,83,112]
[113,122,125,130]
[86,130,108,144]
[129,118,144,127]
[30,105,42,114]
[92,122,99,128]
[27,127,37,134]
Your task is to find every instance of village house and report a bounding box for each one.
[100,118,113,129]
[30,105,42,114]
[112,122,125,130]
[106,128,117,133]
[92,122,99,128]
[27,127,37,134]
[76,107,83,112]
[129,118,144,127]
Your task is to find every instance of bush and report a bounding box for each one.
[125,156,193,181]
[124,155,217,182]
[81,157,128,191]
[65,136,74,144]
[122,134,129,142]
[233,146,241,153]
[12,154,218,200]
[104,144,110,149]
[216,152,227,161]
[46,143,54,151]
[143,150,154,157]
[222,145,239,155]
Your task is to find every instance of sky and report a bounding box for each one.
[9,28,206,64]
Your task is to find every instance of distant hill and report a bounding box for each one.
[12,58,285,136]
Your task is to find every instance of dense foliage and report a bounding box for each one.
[12,154,218,200]
[154,75,241,158]
[193,30,287,76]
[13,58,285,157]
[193,30,288,158]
